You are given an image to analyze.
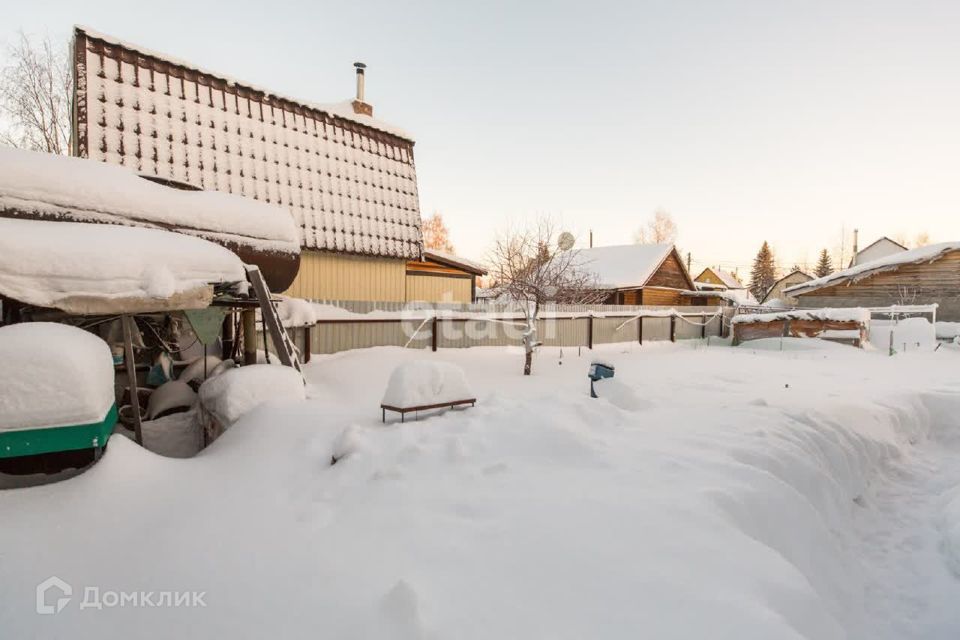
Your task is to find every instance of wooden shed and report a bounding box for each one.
[786,242,960,321]
[577,244,699,306]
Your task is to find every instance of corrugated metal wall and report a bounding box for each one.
[281,303,725,355]
[283,251,407,301]
[405,275,473,304]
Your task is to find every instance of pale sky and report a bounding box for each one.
[4,0,959,276]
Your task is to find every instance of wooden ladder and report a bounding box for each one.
[245,265,302,373]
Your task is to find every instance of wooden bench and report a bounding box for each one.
[381,399,476,423]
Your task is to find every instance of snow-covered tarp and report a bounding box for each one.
[0,146,299,255]
[785,241,960,296]
[199,365,305,427]
[381,360,475,408]
[0,322,114,431]
[0,218,246,314]
[731,308,871,325]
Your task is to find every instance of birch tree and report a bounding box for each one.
[0,31,72,154]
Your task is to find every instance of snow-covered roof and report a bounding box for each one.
[0,322,115,431]
[695,267,744,289]
[576,244,676,289]
[0,146,299,256]
[786,242,960,297]
[74,27,423,260]
[731,308,870,325]
[0,218,246,314]
[851,237,908,267]
[422,249,487,275]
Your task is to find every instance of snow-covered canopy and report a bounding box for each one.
[576,244,676,289]
[0,218,246,314]
[0,322,114,431]
[0,146,299,256]
[682,288,757,306]
[786,242,960,297]
[423,249,488,276]
[696,267,744,289]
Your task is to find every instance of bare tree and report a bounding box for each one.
[913,232,931,248]
[488,218,604,375]
[0,31,72,154]
[634,209,677,244]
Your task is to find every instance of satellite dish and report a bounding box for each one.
[557,231,575,251]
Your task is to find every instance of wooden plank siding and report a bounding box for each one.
[646,252,693,290]
[795,250,960,321]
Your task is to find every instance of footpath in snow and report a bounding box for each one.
[1,339,960,639]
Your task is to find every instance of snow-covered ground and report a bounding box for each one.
[2,339,960,639]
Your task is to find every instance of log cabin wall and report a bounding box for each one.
[795,251,960,321]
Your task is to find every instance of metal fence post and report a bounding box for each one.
[670,315,676,342]
[588,316,594,350]
[431,316,439,352]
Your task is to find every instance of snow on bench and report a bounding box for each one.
[380,361,476,423]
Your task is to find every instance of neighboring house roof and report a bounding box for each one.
[850,236,908,267]
[422,249,487,276]
[760,270,812,304]
[577,244,695,290]
[695,267,744,289]
[786,242,960,296]
[73,26,423,261]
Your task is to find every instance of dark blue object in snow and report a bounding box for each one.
[588,361,615,398]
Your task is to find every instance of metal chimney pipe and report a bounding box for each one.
[852,228,859,256]
[354,62,366,102]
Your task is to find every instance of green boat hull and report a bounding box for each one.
[0,404,118,459]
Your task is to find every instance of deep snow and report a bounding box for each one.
[2,340,960,639]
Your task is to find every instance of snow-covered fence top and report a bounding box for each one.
[0,322,115,431]
[0,146,299,256]
[731,308,871,325]
[0,218,246,314]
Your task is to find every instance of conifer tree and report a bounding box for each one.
[749,241,776,301]
[814,249,833,278]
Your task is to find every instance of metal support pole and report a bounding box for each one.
[431,316,439,352]
[588,316,594,350]
[670,315,676,343]
[638,316,643,345]
[121,315,143,446]
[304,326,312,364]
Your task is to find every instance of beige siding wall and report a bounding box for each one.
[405,275,473,303]
[283,250,407,302]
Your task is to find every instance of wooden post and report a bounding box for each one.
[303,326,312,364]
[588,316,594,350]
[670,315,676,342]
[121,315,143,446]
[242,309,257,365]
[431,316,439,352]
